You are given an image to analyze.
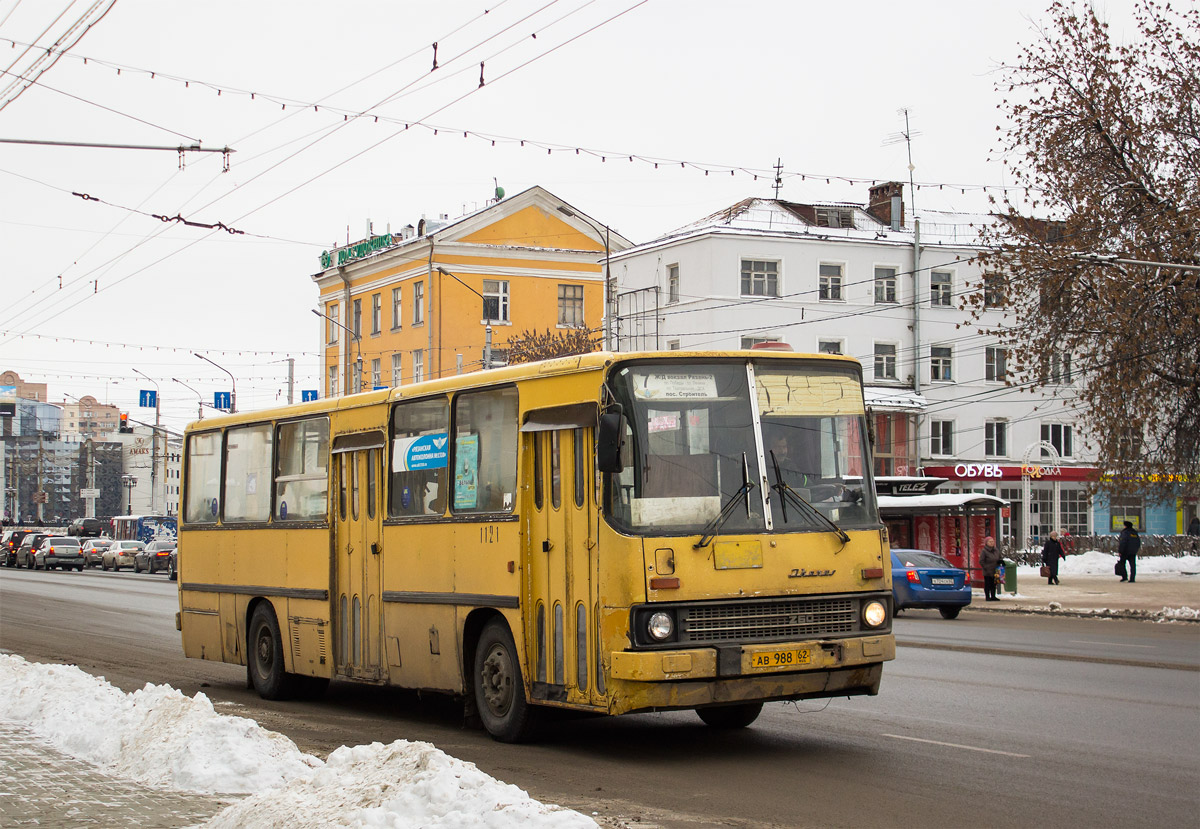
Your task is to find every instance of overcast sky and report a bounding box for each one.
[0,0,1140,433]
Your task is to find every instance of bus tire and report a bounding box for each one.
[473,619,537,743]
[696,702,764,729]
[248,603,297,700]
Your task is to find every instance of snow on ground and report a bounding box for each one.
[1015,550,1200,577]
[0,654,597,828]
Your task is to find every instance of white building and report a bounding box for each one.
[608,183,1094,544]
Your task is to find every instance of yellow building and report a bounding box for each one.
[312,186,632,396]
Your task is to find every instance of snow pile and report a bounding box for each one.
[206,740,598,829]
[0,655,318,793]
[1016,551,1200,577]
[0,655,597,827]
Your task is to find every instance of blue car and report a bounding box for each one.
[891,548,972,619]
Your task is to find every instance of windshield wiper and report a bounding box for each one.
[694,453,756,549]
[768,451,850,544]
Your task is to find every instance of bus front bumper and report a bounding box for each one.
[607,634,894,714]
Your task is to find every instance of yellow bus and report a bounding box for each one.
[177,350,894,741]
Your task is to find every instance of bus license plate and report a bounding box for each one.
[750,648,812,670]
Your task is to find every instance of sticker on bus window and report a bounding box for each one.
[632,372,718,400]
[394,432,449,471]
[454,434,479,509]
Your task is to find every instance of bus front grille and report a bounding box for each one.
[678,597,857,643]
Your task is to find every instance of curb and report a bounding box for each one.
[966,603,1200,623]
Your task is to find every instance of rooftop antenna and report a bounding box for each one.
[772,158,783,199]
[883,107,921,214]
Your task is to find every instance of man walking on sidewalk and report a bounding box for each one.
[1118,520,1141,583]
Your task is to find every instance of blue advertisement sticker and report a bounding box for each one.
[393,432,449,472]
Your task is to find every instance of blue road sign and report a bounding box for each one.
[139,390,157,408]
[301,390,318,402]
[213,391,232,411]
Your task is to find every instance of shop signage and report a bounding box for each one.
[954,463,1004,479]
[320,234,396,269]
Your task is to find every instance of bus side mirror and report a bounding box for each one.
[596,412,626,473]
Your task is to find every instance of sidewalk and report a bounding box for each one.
[971,571,1200,620]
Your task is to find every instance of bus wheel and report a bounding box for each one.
[248,604,297,700]
[473,619,536,743]
[696,702,764,729]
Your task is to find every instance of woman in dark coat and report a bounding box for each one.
[1041,531,1065,585]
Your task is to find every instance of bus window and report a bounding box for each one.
[453,386,518,514]
[533,434,544,510]
[275,417,329,521]
[550,431,562,510]
[350,452,360,521]
[367,448,378,520]
[573,429,585,508]
[391,398,449,517]
[224,424,273,523]
[185,432,221,524]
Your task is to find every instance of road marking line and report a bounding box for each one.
[882,733,1030,757]
[1068,640,1156,649]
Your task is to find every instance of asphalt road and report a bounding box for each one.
[2,568,1198,828]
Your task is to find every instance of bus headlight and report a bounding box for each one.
[862,600,887,628]
[647,611,674,641]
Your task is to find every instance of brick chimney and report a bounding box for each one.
[867,181,905,231]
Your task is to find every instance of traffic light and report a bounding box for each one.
[119,412,132,433]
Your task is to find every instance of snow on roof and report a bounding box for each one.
[616,197,999,257]
[878,493,1008,510]
[863,387,927,411]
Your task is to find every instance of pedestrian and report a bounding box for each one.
[1118,520,1141,583]
[1188,516,1199,537]
[1041,531,1065,585]
[980,535,1003,601]
[1058,528,1075,556]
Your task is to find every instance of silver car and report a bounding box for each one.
[33,536,85,571]
[101,540,145,572]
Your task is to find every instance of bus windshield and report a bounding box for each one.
[605,359,880,536]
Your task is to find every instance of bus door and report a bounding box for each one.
[333,434,386,681]
[523,417,597,706]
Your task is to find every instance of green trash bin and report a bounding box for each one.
[999,559,1017,595]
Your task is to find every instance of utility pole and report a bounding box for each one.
[286,358,295,404]
[133,368,161,514]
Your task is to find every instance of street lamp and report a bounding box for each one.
[132,368,162,514]
[312,308,363,394]
[193,353,237,413]
[121,474,137,515]
[556,206,612,350]
[436,267,493,370]
[172,377,207,421]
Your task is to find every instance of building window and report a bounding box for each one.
[815,206,854,228]
[740,259,779,297]
[930,420,953,456]
[984,274,1007,308]
[1109,494,1144,531]
[371,293,382,335]
[668,339,681,350]
[326,302,339,344]
[557,284,584,327]
[352,299,362,338]
[818,339,843,355]
[1060,486,1089,536]
[741,335,777,349]
[667,264,679,304]
[328,365,338,397]
[819,263,843,301]
[874,343,897,380]
[413,281,424,325]
[391,353,403,386]
[483,279,510,322]
[986,346,1008,382]
[930,271,953,306]
[985,420,1008,457]
[931,345,953,382]
[413,349,424,383]
[371,358,381,388]
[873,412,912,476]
[391,287,402,329]
[874,266,897,304]
[1041,423,1073,458]
[1050,351,1072,384]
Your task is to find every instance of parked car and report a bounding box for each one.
[167,547,178,581]
[15,533,49,569]
[134,540,176,574]
[101,540,145,572]
[81,538,113,567]
[2,529,37,567]
[891,548,973,619]
[33,536,85,571]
